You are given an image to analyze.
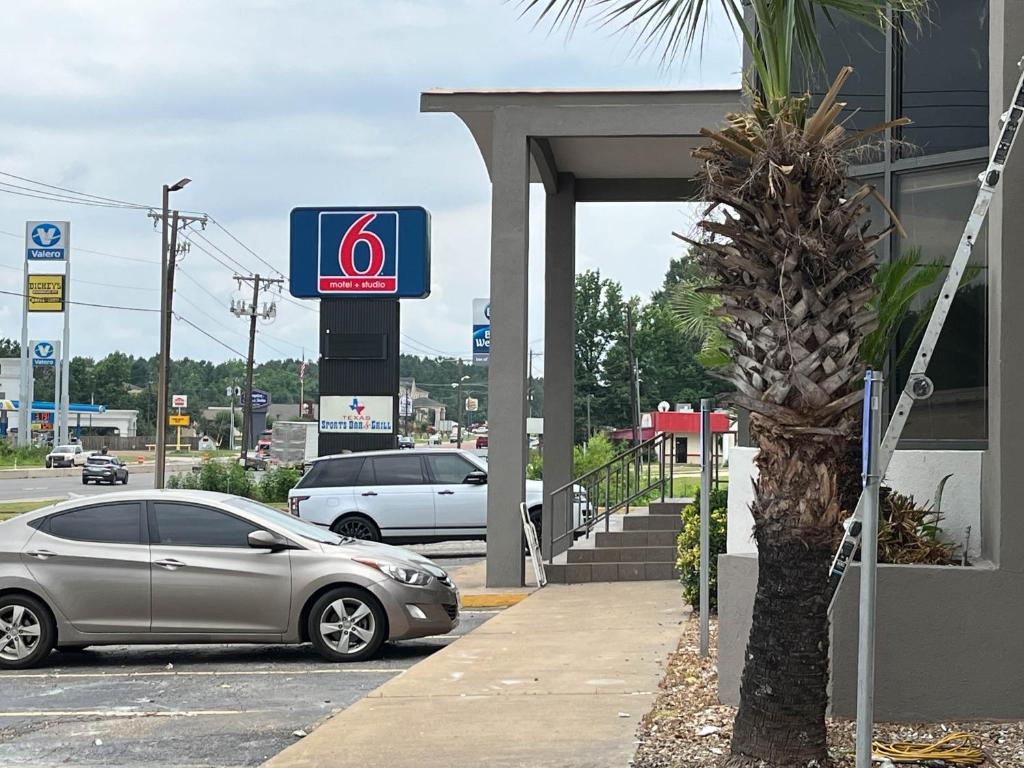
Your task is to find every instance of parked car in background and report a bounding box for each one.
[0,489,459,670]
[45,445,87,469]
[475,435,488,449]
[82,455,129,485]
[288,448,589,544]
[397,435,415,449]
[428,433,441,446]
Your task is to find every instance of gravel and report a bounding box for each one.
[633,616,1024,768]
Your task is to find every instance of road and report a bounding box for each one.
[0,471,191,503]
[0,610,494,768]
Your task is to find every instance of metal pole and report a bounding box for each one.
[699,397,712,657]
[856,371,883,768]
[60,223,71,446]
[53,342,62,445]
[241,275,260,466]
[18,256,30,447]
[229,387,236,451]
[154,184,170,488]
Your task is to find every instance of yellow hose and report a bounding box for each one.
[872,732,986,765]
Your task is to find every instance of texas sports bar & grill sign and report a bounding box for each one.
[289,207,430,298]
[319,396,395,434]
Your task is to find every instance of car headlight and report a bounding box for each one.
[353,558,432,586]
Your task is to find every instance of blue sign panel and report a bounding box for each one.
[472,325,490,354]
[290,207,430,299]
[32,340,56,367]
[26,221,69,261]
[239,388,271,412]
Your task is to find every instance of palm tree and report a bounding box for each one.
[521,2,925,766]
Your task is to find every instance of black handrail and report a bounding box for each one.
[546,431,676,561]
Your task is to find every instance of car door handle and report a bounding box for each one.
[154,559,186,570]
[26,549,58,559]
[361,491,378,497]
[437,490,455,495]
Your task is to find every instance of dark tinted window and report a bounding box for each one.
[370,456,425,486]
[298,457,363,488]
[900,1,989,155]
[356,458,375,485]
[893,164,988,442]
[153,503,258,547]
[48,503,142,544]
[427,454,477,484]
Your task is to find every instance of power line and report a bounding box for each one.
[190,230,255,274]
[181,232,250,275]
[207,216,285,276]
[174,313,246,358]
[0,184,148,210]
[0,287,159,313]
[0,170,152,208]
[0,229,157,264]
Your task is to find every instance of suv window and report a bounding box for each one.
[369,455,425,486]
[298,457,364,489]
[47,503,142,544]
[87,456,113,465]
[152,503,258,548]
[427,454,477,484]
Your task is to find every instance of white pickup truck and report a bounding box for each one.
[45,444,90,468]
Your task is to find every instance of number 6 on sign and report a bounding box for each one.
[339,213,386,278]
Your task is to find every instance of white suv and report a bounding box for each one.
[288,448,586,543]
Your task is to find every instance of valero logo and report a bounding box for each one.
[318,211,398,293]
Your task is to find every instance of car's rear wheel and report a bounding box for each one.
[122,475,129,485]
[81,477,88,485]
[308,587,386,663]
[331,514,381,542]
[0,595,54,670]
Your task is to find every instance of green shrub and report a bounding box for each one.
[257,466,301,503]
[676,487,729,613]
[169,460,254,498]
[0,443,49,467]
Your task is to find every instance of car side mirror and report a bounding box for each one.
[464,470,487,485]
[248,530,291,551]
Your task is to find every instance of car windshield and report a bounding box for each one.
[221,497,343,545]
[55,445,75,452]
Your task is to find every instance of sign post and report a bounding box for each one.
[699,398,712,658]
[20,222,70,446]
[855,371,883,768]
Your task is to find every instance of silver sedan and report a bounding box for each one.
[0,489,459,670]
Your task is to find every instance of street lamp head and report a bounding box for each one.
[460,375,470,382]
[169,177,191,192]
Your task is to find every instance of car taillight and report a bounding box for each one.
[289,496,309,517]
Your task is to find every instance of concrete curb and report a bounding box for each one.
[460,593,529,609]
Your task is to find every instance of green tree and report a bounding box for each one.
[523,2,925,765]
[0,338,20,357]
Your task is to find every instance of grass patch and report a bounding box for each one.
[0,499,58,521]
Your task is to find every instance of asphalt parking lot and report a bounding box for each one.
[0,610,494,768]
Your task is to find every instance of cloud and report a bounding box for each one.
[0,0,741,364]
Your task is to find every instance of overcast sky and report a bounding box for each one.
[0,0,740,372]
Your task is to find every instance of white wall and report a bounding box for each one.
[727,447,982,559]
[75,409,138,437]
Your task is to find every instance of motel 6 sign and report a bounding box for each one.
[289,207,430,299]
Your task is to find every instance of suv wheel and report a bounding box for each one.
[0,595,54,670]
[332,515,381,542]
[308,588,386,663]
[45,458,52,469]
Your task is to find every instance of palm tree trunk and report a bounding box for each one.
[728,419,844,767]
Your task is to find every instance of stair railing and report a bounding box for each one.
[545,431,676,561]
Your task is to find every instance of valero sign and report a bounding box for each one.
[319,395,394,434]
[289,207,430,299]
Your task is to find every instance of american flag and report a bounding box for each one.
[299,361,308,382]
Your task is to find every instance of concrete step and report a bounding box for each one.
[647,499,692,516]
[568,545,676,564]
[623,513,683,532]
[595,530,678,548]
[546,561,679,584]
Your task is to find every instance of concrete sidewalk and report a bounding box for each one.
[264,580,686,768]
[447,557,538,608]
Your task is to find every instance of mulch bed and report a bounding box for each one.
[632,615,1024,768]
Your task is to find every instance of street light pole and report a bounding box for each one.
[452,366,469,449]
[154,177,190,489]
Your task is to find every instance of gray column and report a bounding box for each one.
[989,0,1024,571]
[485,116,529,587]
[542,173,576,560]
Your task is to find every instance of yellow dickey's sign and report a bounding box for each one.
[168,415,190,427]
[27,274,65,312]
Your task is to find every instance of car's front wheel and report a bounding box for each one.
[331,514,381,542]
[45,459,52,469]
[0,595,54,670]
[308,587,386,663]
[121,475,129,485]
[81,477,88,485]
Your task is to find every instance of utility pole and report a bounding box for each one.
[626,304,640,446]
[586,393,593,443]
[151,178,201,489]
[452,359,469,449]
[231,274,283,465]
[528,348,534,418]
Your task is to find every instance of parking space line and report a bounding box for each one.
[0,668,403,680]
[0,709,255,718]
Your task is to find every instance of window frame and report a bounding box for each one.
[41,502,147,546]
[367,454,429,486]
[146,501,261,549]
[424,453,479,485]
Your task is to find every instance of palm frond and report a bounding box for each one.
[667,275,734,368]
